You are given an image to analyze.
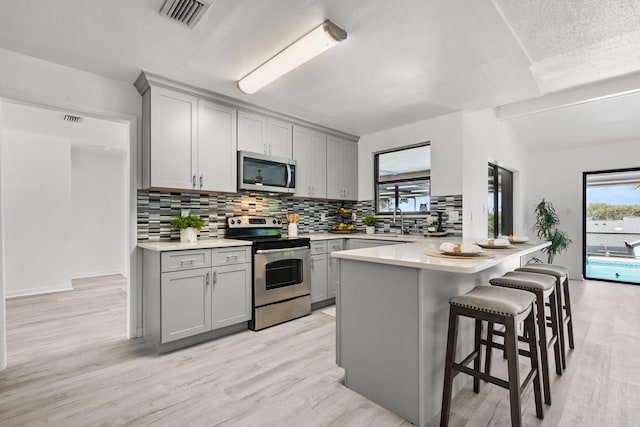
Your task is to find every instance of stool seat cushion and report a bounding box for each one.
[450,285,535,317]
[516,263,569,278]
[490,271,556,292]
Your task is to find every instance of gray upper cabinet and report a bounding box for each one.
[142,85,237,192]
[293,125,327,198]
[238,111,293,158]
[326,135,358,200]
[237,110,267,154]
[266,118,293,158]
[197,99,237,193]
[147,86,198,190]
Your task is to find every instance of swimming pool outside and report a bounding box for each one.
[585,256,640,283]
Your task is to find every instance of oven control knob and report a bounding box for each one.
[273,219,277,224]
[230,220,235,224]
[277,219,281,224]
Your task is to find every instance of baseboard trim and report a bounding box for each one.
[71,270,125,280]
[6,284,74,299]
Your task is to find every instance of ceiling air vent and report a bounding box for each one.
[160,0,210,29]
[63,114,82,124]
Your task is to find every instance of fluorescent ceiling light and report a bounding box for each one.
[237,20,347,94]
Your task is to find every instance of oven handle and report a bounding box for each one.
[255,246,309,254]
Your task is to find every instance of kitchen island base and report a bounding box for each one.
[337,257,519,426]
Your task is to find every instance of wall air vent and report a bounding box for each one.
[63,114,82,124]
[160,0,210,29]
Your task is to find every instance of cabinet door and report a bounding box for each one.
[293,126,312,198]
[267,118,293,158]
[343,141,358,200]
[237,110,267,154]
[309,130,327,198]
[310,254,328,303]
[326,136,345,199]
[161,267,212,343]
[327,136,358,200]
[211,263,252,329]
[198,100,237,192]
[150,87,197,190]
[328,256,340,298]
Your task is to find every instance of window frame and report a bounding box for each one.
[488,162,513,237]
[374,142,431,216]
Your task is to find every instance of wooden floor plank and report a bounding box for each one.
[1,275,639,426]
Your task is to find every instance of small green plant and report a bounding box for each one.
[363,213,377,226]
[531,199,572,264]
[170,215,206,231]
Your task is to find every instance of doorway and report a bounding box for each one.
[583,168,640,284]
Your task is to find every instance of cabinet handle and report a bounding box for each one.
[199,174,203,188]
[180,258,197,265]
[264,143,268,154]
[269,144,272,155]
[192,175,196,188]
[206,271,210,286]
[225,255,239,262]
[213,270,217,285]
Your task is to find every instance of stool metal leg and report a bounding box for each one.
[484,321,494,377]
[504,316,523,427]
[555,278,567,370]
[548,289,563,375]
[563,277,575,349]
[524,309,544,419]
[440,306,459,427]
[473,319,482,393]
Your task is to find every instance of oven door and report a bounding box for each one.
[254,246,310,307]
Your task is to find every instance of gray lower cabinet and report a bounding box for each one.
[211,263,252,329]
[311,254,328,303]
[161,267,212,343]
[143,246,251,351]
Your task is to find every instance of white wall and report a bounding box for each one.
[357,113,464,201]
[71,148,126,279]
[526,139,640,279]
[461,109,529,238]
[2,130,72,297]
[0,47,141,349]
[0,102,6,369]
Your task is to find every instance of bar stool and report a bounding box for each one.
[489,271,563,406]
[516,263,575,370]
[440,286,543,427]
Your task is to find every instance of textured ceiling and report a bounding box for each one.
[0,0,639,147]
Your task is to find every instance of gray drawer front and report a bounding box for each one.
[161,250,211,272]
[311,241,328,255]
[212,246,251,266]
[328,239,345,252]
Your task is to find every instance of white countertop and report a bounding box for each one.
[301,232,452,242]
[331,239,550,273]
[138,239,252,252]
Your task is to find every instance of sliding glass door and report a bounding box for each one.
[583,168,640,284]
[488,163,513,238]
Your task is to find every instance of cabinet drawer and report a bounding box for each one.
[328,239,345,252]
[161,250,211,272]
[310,241,328,255]
[212,246,251,266]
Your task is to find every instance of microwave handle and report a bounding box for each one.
[285,164,292,188]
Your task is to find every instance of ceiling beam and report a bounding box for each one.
[495,70,640,120]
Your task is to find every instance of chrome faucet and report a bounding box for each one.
[393,207,404,235]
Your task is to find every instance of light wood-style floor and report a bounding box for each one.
[1,276,639,426]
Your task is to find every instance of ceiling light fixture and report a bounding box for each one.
[237,20,347,94]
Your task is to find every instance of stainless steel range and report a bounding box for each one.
[226,216,311,330]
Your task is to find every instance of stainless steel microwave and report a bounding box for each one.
[238,151,296,194]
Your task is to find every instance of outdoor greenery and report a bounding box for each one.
[587,203,640,220]
[532,199,572,264]
[488,212,495,237]
[363,213,377,226]
[170,215,206,231]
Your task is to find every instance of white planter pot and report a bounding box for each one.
[180,227,198,243]
[365,226,375,235]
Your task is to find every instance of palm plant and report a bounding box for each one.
[531,199,572,264]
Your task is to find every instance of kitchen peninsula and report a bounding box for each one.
[332,239,550,426]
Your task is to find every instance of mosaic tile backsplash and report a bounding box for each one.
[137,190,463,241]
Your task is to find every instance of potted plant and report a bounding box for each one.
[170,215,206,243]
[363,213,377,235]
[531,199,572,263]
